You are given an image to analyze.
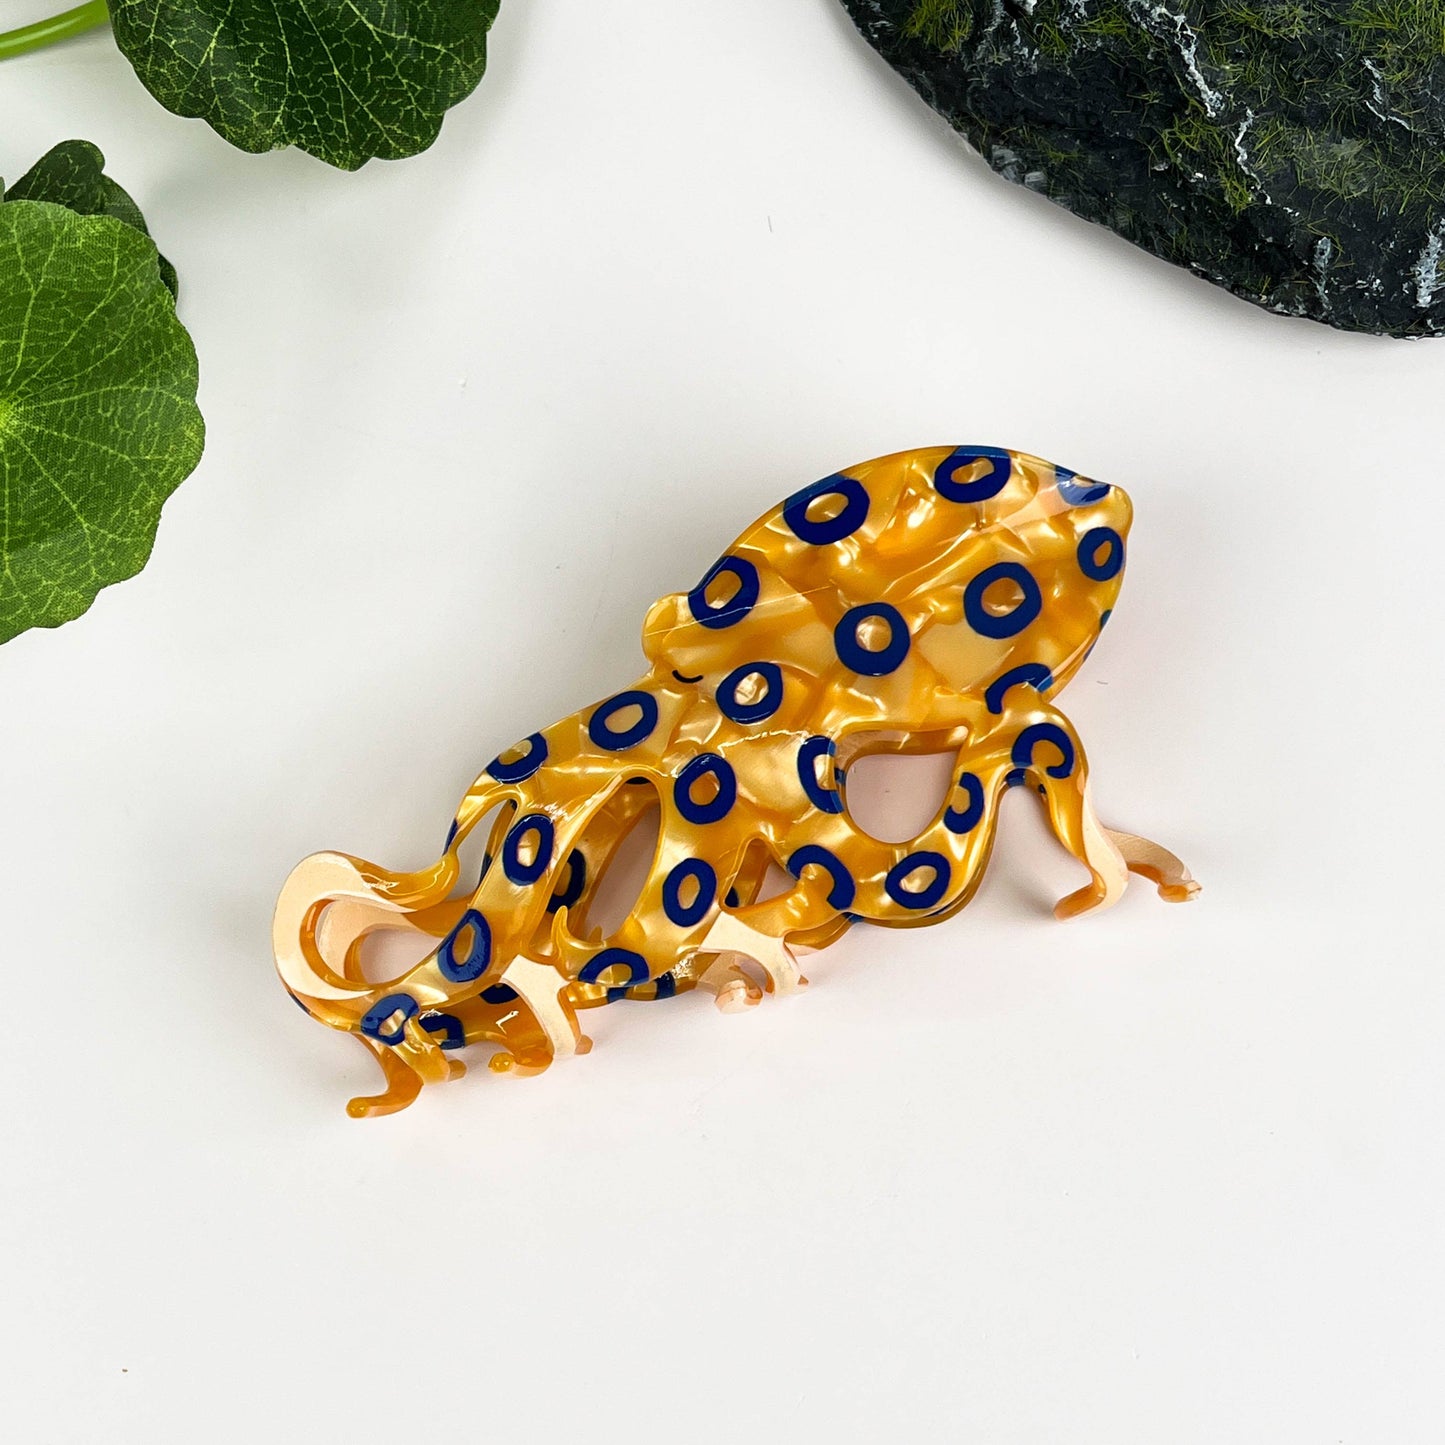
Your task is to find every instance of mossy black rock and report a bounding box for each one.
[842,0,1445,336]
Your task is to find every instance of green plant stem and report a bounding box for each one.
[0,2,110,61]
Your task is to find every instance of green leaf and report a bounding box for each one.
[0,201,204,644]
[108,0,503,171]
[3,140,179,298]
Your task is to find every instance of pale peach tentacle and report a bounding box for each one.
[1103,829,1200,903]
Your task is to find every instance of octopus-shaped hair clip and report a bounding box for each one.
[276,446,1198,1116]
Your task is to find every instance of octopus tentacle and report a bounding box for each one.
[277,768,639,1107]
[1102,829,1200,903]
[829,759,1014,926]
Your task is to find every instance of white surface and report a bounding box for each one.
[2,2,1441,1440]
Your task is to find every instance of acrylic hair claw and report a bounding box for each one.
[275,446,1198,1116]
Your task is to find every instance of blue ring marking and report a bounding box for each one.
[985,662,1054,715]
[1005,768,1028,789]
[725,886,741,908]
[653,971,678,1000]
[547,849,587,914]
[944,771,986,834]
[674,753,738,824]
[797,735,844,814]
[437,908,492,984]
[1099,608,1112,630]
[421,1011,465,1050]
[834,603,911,676]
[361,993,419,1046]
[782,473,870,545]
[487,732,548,784]
[290,992,312,1016]
[445,820,459,848]
[688,555,760,630]
[588,690,659,751]
[886,851,951,910]
[662,858,718,928]
[1078,526,1124,581]
[718,662,784,725]
[482,983,518,1004]
[1012,722,1076,779]
[934,446,1012,503]
[502,813,555,887]
[1056,467,1110,505]
[786,844,856,911]
[580,948,649,986]
[962,562,1042,640]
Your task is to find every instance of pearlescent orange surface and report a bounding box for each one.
[275,446,1197,1116]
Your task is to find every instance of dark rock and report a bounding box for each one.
[840,0,1445,336]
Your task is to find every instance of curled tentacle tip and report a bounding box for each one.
[346,1096,399,1119]
[714,981,762,1013]
[1159,879,1201,903]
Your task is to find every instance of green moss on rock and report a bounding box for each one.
[844,0,1445,334]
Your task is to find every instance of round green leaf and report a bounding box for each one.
[0,202,204,644]
[109,1,503,171]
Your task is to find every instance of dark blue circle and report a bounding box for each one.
[786,845,856,911]
[944,772,986,834]
[985,663,1054,715]
[487,732,548,784]
[687,555,760,630]
[934,447,1011,503]
[674,753,737,824]
[579,948,648,986]
[1005,768,1029,789]
[718,662,784,725]
[1078,527,1124,581]
[963,562,1042,640]
[797,735,844,814]
[834,603,911,677]
[420,1011,465,1050]
[438,908,492,984]
[662,858,717,928]
[548,849,587,914]
[361,993,418,1046]
[1099,608,1112,630]
[885,852,951,911]
[1056,468,1110,505]
[502,813,555,886]
[588,690,659,751]
[1012,722,1076,779]
[481,983,518,1004]
[783,473,870,545]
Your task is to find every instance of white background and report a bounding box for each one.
[3,2,1442,1440]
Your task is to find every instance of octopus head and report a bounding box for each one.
[639,452,1134,717]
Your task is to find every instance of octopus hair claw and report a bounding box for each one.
[275,446,1198,1116]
